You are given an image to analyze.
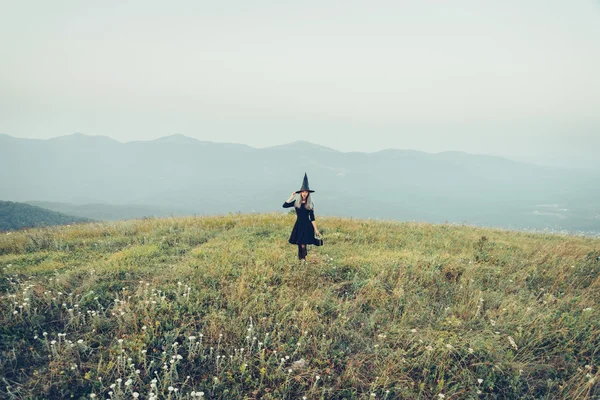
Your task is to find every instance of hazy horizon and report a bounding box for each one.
[1,131,597,170]
[2,1,599,168]
[2,131,599,234]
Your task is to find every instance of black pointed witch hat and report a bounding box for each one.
[295,173,315,193]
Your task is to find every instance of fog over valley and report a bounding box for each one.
[1,133,598,234]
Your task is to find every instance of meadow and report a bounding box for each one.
[0,213,599,399]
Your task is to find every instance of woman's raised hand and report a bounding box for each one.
[289,191,297,200]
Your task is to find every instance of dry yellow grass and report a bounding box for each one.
[0,214,599,398]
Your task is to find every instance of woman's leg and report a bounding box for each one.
[298,244,304,260]
[300,244,307,259]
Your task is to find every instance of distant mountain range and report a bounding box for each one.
[1,133,599,233]
[0,201,90,231]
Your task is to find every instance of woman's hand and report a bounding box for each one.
[315,229,321,237]
[288,192,297,201]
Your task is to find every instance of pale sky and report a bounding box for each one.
[1,1,599,167]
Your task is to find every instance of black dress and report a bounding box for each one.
[283,201,316,245]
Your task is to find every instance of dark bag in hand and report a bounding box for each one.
[314,235,323,246]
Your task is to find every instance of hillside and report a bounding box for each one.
[0,214,599,398]
[1,133,599,233]
[0,200,90,231]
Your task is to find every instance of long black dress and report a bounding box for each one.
[283,201,316,245]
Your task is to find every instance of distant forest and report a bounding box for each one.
[0,201,90,231]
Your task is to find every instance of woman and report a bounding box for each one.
[283,173,321,261]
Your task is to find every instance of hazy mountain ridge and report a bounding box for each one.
[1,133,598,233]
[26,201,200,222]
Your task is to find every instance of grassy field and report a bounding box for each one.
[0,213,599,399]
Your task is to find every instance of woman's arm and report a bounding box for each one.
[309,209,320,236]
[312,221,320,236]
[283,192,297,208]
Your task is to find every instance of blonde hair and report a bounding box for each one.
[294,192,314,210]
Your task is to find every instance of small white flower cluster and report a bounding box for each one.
[507,336,518,351]
[475,298,484,318]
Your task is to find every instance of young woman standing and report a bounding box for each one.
[283,173,321,260]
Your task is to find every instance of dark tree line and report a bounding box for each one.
[0,201,90,231]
